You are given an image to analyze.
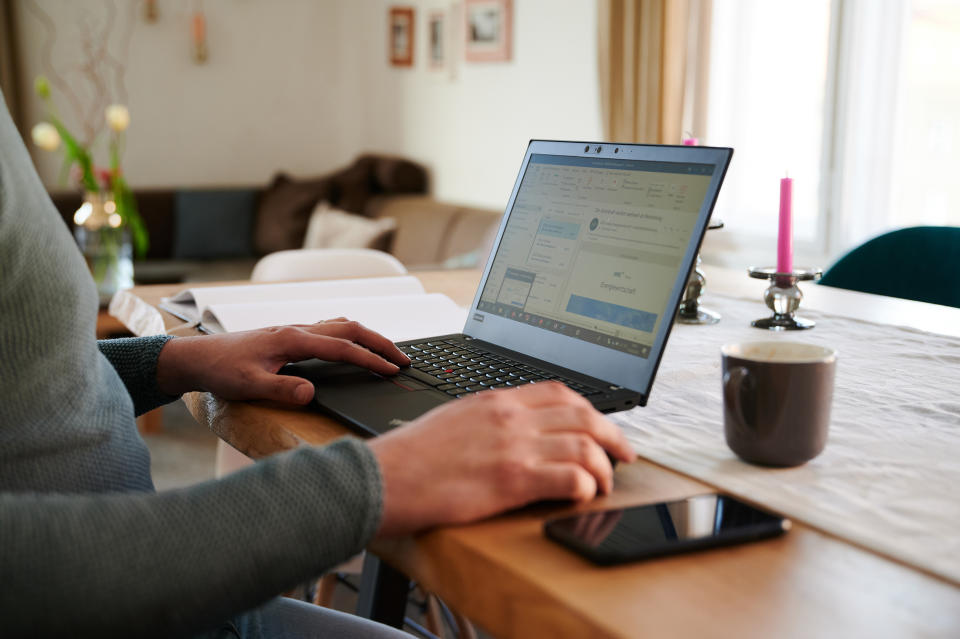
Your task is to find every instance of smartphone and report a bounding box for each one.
[543,494,791,565]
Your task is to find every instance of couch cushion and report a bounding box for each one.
[133,190,178,260]
[440,205,503,263]
[302,202,397,252]
[173,189,257,259]
[254,173,337,255]
[367,195,459,265]
[366,195,501,267]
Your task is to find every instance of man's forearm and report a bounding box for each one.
[1,439,382,637]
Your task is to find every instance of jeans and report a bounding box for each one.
[206,597,414,639]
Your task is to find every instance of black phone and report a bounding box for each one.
[543,494,790,565]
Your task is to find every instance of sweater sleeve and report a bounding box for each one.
[0,437,383,638]
[98,336,179,415]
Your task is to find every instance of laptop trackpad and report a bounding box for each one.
[282,360,448,435]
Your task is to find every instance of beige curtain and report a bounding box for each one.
[0,0,22,130]
[598,0,712,144]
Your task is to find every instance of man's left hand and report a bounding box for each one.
[155,319,410,404]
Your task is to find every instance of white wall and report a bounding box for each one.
[16,0,602,210]
[345,1,603,209]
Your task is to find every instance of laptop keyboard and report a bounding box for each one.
[397,338,602,400]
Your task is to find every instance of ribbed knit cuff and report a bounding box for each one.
[97,335,179,416]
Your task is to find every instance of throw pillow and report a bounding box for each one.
[331,156,378,215]
[302,202,397,252]
[253,173,338,255]
[373,156,428,194]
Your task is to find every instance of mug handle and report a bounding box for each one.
[723,366,754,435]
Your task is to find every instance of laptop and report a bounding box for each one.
[283,140,733,435]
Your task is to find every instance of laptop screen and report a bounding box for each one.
[478,154,715,359]
[465,141,732,399]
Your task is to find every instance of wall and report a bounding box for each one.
[16,0,358,188]
[15,0,602,210]
[345,1,603,208]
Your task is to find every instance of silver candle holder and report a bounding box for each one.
[677,220,724,325]
[748,266,822,330]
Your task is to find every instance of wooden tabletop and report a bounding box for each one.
[114,267,960,638]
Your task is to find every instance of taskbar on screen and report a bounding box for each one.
[475,300,651,359]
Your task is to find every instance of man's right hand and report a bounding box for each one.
[367,382,637,537]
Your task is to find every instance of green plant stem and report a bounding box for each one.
[48,114,98,193]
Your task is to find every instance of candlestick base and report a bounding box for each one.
[676,219,725,325]
[747,266,822,331]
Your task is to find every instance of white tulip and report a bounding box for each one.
[31,122,61,151]
[105,104,130,132]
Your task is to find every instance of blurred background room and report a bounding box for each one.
[2,1,959,634]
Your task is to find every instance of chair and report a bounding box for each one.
[819,226,960,308]
[249,248,407,283]
[215,248,409,478]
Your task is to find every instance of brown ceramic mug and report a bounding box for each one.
[721,342,837,467]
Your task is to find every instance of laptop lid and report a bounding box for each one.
[463,140,733,401]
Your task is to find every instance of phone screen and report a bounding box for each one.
[543,494,789,565]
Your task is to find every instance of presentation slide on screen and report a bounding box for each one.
[478,155,712,357]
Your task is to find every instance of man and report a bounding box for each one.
[0,93,634,637]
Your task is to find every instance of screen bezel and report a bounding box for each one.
[462,140,733,399]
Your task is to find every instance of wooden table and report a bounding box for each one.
[112,267,960,638]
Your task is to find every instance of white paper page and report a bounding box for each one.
[160,276,426,324]
[201,293,468,341]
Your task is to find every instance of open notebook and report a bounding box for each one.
[159,276,467,340]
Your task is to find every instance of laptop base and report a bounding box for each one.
[282,334,642,437]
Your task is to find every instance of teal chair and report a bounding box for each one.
[819,226,960,308]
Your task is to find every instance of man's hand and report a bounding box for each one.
[155,319,410,403]
[368,382,637,537]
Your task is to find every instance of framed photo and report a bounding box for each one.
[389,6,415,67]
[464,0,512,62]
[428,11,446,70]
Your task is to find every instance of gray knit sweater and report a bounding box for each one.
[0,94,382,637]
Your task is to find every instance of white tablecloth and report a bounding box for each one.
[612,292,960,584]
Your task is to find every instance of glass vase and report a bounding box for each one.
[73,191,134,306]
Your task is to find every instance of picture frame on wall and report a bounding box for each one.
[464,0,512,62]
[389,6,415,67]
[428,11,445,69]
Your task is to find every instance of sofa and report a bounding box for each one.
[50,154,502,283]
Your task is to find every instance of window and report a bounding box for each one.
[889,1,960,230]
[700,0,960,267]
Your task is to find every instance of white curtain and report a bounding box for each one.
[597,0,712,144]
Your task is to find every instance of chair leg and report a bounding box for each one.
[312,573,339,608]
[424,593,445,638]
[136,407,164,434]
[452,610,478,639]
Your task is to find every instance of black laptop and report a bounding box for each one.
[284,140,733,436]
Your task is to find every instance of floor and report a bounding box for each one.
[143,400,487,639]
[145,400,218,490]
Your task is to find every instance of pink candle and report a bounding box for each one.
[682,137,699,146]
[192,11,206,44]
[777,176,793,274]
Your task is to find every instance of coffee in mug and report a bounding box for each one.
[721,341,837,467]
